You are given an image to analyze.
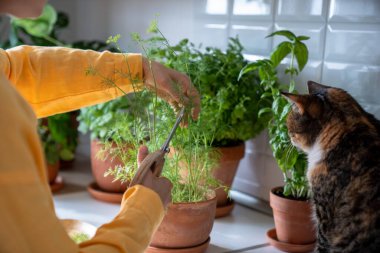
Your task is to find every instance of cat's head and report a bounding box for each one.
[282,81,364,153]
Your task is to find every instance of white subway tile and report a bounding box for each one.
[363,104,380,119]
[325,23,380,65]
[193,19,228,49]
[205,0,228,15]
[233,0,274,16]
[322,62,380,117]
[329,0,380,23]
[277,0,327,22]
[230,21,273,55]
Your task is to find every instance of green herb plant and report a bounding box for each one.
[87,26,220,203]
[70,232,90,244]
[239,30,310,199]
[146,32,266,147]
[38,121,60,165]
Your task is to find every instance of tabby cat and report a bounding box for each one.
[282,81,380,253]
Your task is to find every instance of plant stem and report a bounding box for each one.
[43,35,67,47]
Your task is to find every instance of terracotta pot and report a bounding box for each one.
[90,139,128,193]
[46,160,60,184]
[213,143,245,207]
[149,190,217,249]
[270,187,316,245]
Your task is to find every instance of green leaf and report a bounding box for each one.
[294,41,309,72]
[272,97,281,114]
[11,4,57,38]
[60,149,74,161]
[260,92,272,99]
[258,108,272,118]
[266,30,296,41]
[238,62,258,80]
[280,103,292,121]
[285,147,299,169]
[270,41,292,68]
[296,35,310,41]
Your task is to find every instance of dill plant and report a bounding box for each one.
[87,30,220,203]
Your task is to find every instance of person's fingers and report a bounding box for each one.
[144,60,201,123]
[170,71,200,121]
[156,177,173,207]
[186,85,201,120]
[161,76,188,107]
[137,145,149,167]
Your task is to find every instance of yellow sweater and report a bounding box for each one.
[0,46,164,253]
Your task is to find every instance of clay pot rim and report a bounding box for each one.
[270,186,312,204]
[270,186,313,215]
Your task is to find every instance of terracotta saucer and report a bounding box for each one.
[266,228,315,253]
[146,237,210,253]
[215,199,235,218]
[50,175,64,193]
[87,182,123,204]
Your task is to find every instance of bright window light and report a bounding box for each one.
[206,0,228,15]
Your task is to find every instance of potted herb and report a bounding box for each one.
[38,121,63,192]
[85,33,219,252]
[146,30,266,217]
[45,113,79,168]
[77,95,149,202]
[102,95,219,253]
[240,30,316,252]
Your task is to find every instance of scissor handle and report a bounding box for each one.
[161,107,186,152]
[129,150,166,187]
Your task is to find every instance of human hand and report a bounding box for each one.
[142,57,201,126]
[135,146,172,208]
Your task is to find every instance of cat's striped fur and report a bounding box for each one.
[283,81,380,253]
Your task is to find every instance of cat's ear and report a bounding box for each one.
[307,81,330,94]
[281,92,308,115]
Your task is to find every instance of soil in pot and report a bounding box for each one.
[269,186,316,249]
[147,190,217,252]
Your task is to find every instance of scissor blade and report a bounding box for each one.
[161,107,185,152]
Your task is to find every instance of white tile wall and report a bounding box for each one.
[50,0,380,201]
[277,0,327,22]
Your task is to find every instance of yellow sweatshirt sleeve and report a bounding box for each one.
[0,45,143,118]
[0,46,164,253]
[79,186,165,253]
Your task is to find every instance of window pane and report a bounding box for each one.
[233,0,272,15]
[206,0,228,14]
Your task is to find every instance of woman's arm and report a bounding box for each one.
[0,45,142,118]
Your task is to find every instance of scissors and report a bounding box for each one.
[129,107,185,187]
